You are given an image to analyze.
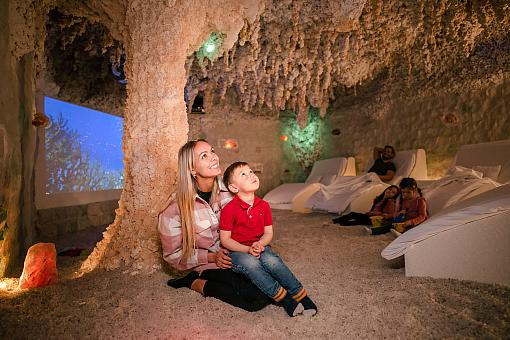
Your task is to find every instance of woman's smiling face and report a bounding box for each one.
[192,141,221,179]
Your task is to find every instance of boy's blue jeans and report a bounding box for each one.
[229,246,303,300]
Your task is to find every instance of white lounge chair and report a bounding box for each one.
[418,139,510,216]
[263,157,356,210]
[382,139,510,286]
[293,149,428,214]
[381,183,510,286]
[448,139,510,183]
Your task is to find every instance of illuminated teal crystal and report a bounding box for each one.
[196,32,225,63]
[280,107,330,173]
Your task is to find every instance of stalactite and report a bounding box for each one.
[186,0,367,124]
[184,0,509,125]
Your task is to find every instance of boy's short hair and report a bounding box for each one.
[399,177,417,189]
[223,161,249,192]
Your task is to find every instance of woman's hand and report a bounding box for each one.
[214,248,232,269]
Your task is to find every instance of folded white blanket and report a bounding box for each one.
[421,166,500,215]
[382,183,510,260]
[305,173,386,214]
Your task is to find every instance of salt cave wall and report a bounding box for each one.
[188,97,283,196]
[36,201,118,240]
[322,0,510,177]
[41,8,126,116]
[326,76,510,178]
[188,98,332,196]
[0,0,39,276]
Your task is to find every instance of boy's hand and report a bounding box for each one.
[248,245,261,258]
[251,241,265,253]
[248,242,264,258]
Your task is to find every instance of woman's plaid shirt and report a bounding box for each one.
[158,181,233,272]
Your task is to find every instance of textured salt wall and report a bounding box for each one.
[321,0,510,177]
[190,85,508,192]
[40,8,126,116]
[82,0,263,273]
[36,200,118,240]
[0,0,23,276]
[0,0,44,276]
[188,98,282,197]
[327,77,510,178]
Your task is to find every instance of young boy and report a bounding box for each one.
[220,161,317,317]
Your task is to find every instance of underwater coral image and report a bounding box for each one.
[44,97,124,193]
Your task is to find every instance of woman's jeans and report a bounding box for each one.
[230,246,303,299]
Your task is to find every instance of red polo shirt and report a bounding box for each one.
[219,195,273,246]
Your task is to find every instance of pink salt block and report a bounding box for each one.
[19,242,58,289]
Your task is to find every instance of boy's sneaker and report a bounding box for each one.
[300,296,318,316]
[282,294,304,317]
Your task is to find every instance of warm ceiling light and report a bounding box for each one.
[279,135,288,141]
[224,139,238,150]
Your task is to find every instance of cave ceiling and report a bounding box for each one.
[44,8,126,114]
[42,0,510,124]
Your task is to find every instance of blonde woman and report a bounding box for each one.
[158,139,270,311]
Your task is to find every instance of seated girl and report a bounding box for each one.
[332,185,400,226]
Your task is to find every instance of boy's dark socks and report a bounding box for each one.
[167,271,199,289]
[300,296,318,316]
[282,294,304,317]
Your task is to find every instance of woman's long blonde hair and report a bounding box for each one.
[177,139,219,259]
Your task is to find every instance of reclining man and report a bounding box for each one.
[369,145,396,182]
